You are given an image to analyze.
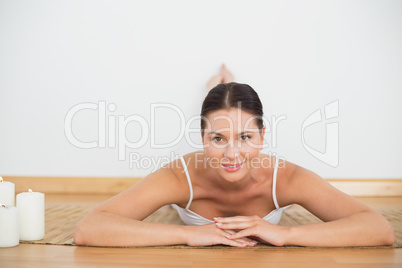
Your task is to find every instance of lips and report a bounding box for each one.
[221,162,244,172]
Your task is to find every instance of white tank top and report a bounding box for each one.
[171,155,288,225]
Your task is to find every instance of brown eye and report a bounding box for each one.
[212,137,223,142]
[240,135,251,141]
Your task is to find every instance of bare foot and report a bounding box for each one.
[221,64,234,83]
[206,64,235,91]
[206,74,223,91]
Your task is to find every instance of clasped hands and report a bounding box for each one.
[185,215,289,247]
[213,215,288,247]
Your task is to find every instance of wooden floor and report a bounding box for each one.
[1,195,401,268]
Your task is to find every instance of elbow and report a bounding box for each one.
[74,214,96,246]
[74,210,106,246]
[381,213,396,246]
[375,214,395,246]
[382,224,396,246]
[364,211,395,247]
[74,221,87,246]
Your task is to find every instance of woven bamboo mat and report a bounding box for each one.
[21,205,402,249]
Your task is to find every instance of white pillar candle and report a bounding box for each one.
[16,189,45,241]
[0,176,15,206]
[0,204,19,247]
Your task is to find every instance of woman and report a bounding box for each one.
[74,65,395,248]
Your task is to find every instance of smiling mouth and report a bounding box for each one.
[221,162,244,172]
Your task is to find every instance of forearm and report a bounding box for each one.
[285,211,395,247]
[74,211,187,247]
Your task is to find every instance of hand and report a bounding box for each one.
[214,215,290,246]
[184,223,258,247]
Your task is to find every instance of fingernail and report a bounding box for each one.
[213,217,220,221]
[215,222,222,226]
[225,235,231,238]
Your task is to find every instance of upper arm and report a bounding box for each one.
[92,162,189,221]
[279,164,373,222]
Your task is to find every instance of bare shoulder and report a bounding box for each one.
[93,155,192,221]
[276,157,300,183]
[274,158,320,206]
[276,159,372,217]
[273,158,300,204]
[159,152,206,204]
[286,162,332,192]
[255,154,298,182]
[161,151,202,182]
[146,154,194,203]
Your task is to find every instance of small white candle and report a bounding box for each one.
[0,176,15,206]
[0,204,19,247]
[16,189,45,241]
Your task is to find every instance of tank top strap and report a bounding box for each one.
[272,155,281,210]
[179,156,194,210]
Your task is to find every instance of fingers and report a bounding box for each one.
[234,237,258,246]
[220,229,257,247]
[220,238,248,248]
[221,229,257,247]
[229,235,258,246]
[213,216,261,246]
[214,215,260,230]
[214,215,258,223]
[226,229,257,241]
[219,236,257,248]
[222,229,236,235]
[216,221,253,230]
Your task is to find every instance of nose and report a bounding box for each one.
[224,141,240,160]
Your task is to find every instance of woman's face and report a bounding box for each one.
[202,108,265,182]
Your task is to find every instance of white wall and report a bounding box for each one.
[0,0,401,178]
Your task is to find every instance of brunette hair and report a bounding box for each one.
[200,82,264,135]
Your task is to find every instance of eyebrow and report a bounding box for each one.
[206,131,255,136]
